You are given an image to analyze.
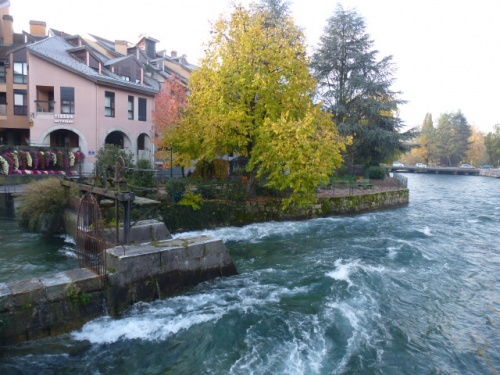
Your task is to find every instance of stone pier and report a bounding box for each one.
[0,235,238,347]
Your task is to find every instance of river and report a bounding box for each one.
[0,173,499,374]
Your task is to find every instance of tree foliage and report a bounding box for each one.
[433,111,472,166]
[465,127,487,167]
[168,3,348,208]
[418,113,434,164]
[93,144,135,182]
[311,4,413,166]
[257,0,291,20]
[18,178,67,233]
[152,74,188,168]
[484,124,500,167]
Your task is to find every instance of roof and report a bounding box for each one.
[28,36,159,94]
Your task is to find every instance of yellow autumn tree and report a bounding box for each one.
[168,3,349,208]
[466,126,488,166]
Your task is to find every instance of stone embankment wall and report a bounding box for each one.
[105,236,237,315]
[316,189,410,216]
[479,169,500,178]
[0,268,104,346]
[0,236,237,347]
[233,189,410,225]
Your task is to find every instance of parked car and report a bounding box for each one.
[459,163,475,168]
[392,161,405,168]
[415,163,427,168]
[480,164,492,169]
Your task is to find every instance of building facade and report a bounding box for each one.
[0,0,194,174]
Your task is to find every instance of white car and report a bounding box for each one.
[460,163,475,168]
[415,163,427,168]
[392,162,405,168]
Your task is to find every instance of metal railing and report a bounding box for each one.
[34,100,55,113]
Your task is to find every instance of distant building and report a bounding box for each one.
[0,0,194,173]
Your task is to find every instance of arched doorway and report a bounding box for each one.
[50,129,79,148]
[137,133,152,160]
[105,131,129,149]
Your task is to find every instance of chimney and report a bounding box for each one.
[115,40,128,55]
[29,20,46,36]
[2,14,13,45]
[171,50,177,58]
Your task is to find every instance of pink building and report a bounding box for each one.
[27,34,158,173]
[0,0,194,174]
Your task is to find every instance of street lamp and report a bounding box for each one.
[170,147,173,177]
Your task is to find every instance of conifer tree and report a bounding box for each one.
[433,111,472,166]
[311,5,413,167]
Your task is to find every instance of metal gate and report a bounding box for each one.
[76,192,107,279]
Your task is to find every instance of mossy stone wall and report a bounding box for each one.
[162,189,409,232]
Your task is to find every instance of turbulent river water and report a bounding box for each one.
[1,173,499,374]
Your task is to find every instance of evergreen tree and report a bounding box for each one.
[311,4,413,167]
[258,0,291,20]
[433,111,472,166]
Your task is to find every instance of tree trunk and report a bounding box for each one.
[245,171,257,198]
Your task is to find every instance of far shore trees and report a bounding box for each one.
[433,111,472,166]
[166,3,349,208]
[406,111,490,167]
[466,127,487,167]
[484,124,500,167]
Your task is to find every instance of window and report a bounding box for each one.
[89,54,100,72]
[13,62,28,84]
[14,89,27,115]
[0,92,6,116]
[138,97,146,121]
[0,62,5,83]
[61,87,75,114]
[138,134,146,150]
[128,95,134,120]
[105,91,115,117]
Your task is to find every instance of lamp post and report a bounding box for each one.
[170,147,173,178]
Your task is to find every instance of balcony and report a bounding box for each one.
[35,100,55,113]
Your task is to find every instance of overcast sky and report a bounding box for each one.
[10,0,500,134]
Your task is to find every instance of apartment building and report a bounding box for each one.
[0,0,194,174]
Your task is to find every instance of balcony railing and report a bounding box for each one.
[35,100,55,113]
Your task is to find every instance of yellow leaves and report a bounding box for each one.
[168,2,350,208]
[250,106,348,208]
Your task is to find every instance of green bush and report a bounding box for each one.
[365,165,388,180]
[17,178,67,233]
[221,181,248,202]
[197,182,219,200]
[165,178,187,202]
[179,191,203,210]
[93,144,134,183]
[131,158,156,194]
